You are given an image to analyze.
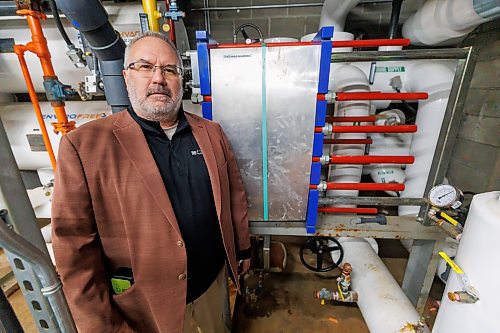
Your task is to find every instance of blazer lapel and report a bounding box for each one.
[187,115,222,221]
[112,112,182,237]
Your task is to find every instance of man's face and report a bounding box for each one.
[123,37,183,123]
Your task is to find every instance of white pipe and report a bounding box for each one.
[399,62,455,216]
[333,238,430,333]
[327,65,370,200]
[403,0,500,46]
[368,109,411,196]
[433,192,500,332]
[319,0,360,32]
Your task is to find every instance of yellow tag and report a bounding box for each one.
[320,299,325,305]
[337,284,345,302]
[440,212,458,226]
[163,23,171,32]
[439,252,464,274]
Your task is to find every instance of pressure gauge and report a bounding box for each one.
[428,184,463,209]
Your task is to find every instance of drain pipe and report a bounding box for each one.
[402,0,500,46]
[54,0,130,112]
[332,238,430,333]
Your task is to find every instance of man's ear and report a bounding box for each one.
[122,69,128,82]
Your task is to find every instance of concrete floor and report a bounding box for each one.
[3,238,444,333]
[232,237,443,333]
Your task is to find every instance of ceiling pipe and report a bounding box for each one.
[319,0,360,32]
[402,0,500,46]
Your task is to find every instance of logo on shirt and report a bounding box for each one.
[191,149,203,156]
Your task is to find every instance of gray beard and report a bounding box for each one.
[129,87,183,123]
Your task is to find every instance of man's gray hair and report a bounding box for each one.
[123,31,182,68]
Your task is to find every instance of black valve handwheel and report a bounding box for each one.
[299,236,344,272]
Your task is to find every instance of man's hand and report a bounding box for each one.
[238,259,251,275]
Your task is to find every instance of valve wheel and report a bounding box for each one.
[299,236,344,272]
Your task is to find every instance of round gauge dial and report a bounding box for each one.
[428,184,462,209]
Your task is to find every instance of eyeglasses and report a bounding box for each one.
[126,61,184,78]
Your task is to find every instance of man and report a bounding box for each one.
[52,31,251,333]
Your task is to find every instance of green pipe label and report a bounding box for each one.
[375,66,405,73]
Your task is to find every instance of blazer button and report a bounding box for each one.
[176,240,184,247]
[178,273,186,280]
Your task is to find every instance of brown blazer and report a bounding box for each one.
[51,110,250,333]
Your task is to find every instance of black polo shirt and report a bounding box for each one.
[128,108,226,304]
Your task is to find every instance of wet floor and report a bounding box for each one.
[232,237,443,333]
[232,240,369,333]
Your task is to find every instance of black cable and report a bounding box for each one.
[48,0,74,48]
[388,0,403,39]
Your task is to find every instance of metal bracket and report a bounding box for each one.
[262,235,271,271]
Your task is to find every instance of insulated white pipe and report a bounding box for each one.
[399,62,455,216]
[327,65,370,200]
[368,109,411,196]
[319,0,360,32]
[403,0,500,46]
[333,238,430,333]
[433,192,500,332]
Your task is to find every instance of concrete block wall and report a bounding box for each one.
[183,1,424,46]
[445,20,500,194]
[184,0,323,45]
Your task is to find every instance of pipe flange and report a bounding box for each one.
[319,155,330,165]
[317,181,327,192]
[322,124,333,135]
[325,91,336,104]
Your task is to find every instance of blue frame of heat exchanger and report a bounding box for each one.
[306,26,334,234]
[195,27,334,233]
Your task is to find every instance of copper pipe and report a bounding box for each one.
[318,207,378,214]
[16,9,75,136]
[310,183,405,191]
[332,38,410,48]
[323,138,373,145]
[13,47,57,170]
[312,155,415,165]
[335,91,428,101]
[325,116,377,123]
[315,125,417,133]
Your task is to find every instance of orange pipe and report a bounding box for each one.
[14,47,57,170]
[16,9,75,136]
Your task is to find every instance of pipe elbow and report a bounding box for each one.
[333,65,369,92]
[406,62,455,93]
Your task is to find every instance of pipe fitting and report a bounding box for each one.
[447,291,479,304]
[319,155,330,165]
[317,181,328,192]
[322,123,333,135]
[314,288,359,303]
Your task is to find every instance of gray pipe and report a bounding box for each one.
[54,0,130,112]
[474,0,500,19]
